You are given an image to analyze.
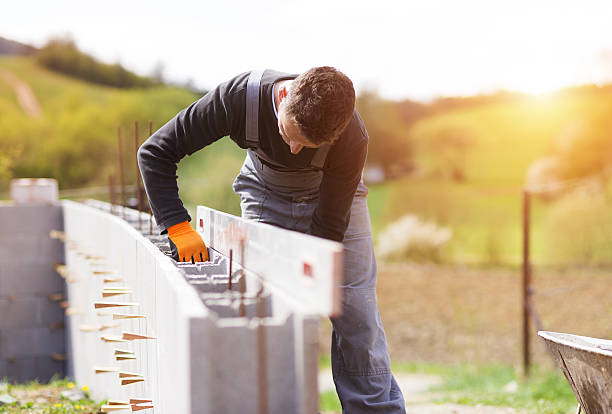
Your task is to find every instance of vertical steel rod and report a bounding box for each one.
[228,249,233,291]
[148,120,153,235]
[117,127,126,219]
[134,120,142,230]
[256,283,268,414]
[239,239,246,316]
[108,174,115,215]
[239,274,246,317]
[522,189,531,377]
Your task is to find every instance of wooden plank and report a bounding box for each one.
[121,378,144,386]
[79,325,98,332]
[197,205,343,316]
[108,400,130,405]
[131,404,153,411]
[95,366,119,373]
[113,314,146,320]
[102,291,132,298]
[104,277,125,283]
[100,323,120,331]
[129,399,152,404]
[101,336,127,343]
[122,332,156,341]
[101,404,130,412]
[119,371,143,378]
[94,302,138,309]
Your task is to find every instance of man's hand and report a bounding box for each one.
[167,221,210,263]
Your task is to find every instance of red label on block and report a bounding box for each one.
[303,262,313,278]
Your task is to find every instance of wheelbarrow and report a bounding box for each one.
[538,331,612,414]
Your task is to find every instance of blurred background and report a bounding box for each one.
[2,1,612,412]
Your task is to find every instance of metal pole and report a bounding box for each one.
[148,120,153,235]
[117,127,126,219]
[256,283,268,414]
[522,189,531,377]
[108,174,115,215]
[228,249,233,291]
[239,239,246,316]
[134,120,142,230]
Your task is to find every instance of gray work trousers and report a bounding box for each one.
[232,150,406,413]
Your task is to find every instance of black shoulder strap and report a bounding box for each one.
[245,70,265,149]
[310,144,331,169]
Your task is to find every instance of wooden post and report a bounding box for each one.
[522,189,531,377]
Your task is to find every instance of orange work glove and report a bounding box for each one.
[167,221,209,263]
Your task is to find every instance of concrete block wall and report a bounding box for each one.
[0,203,66,382]
[61,200,325,414]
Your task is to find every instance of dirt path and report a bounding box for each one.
[0,68,41,117]
[404,404,524,413]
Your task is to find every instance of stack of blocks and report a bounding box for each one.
[0,203,66,382]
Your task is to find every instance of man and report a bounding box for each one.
[138,67,405,413]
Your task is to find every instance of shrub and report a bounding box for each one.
[376,214,452,262]
[543,185,612,265]
[36,38,156,89]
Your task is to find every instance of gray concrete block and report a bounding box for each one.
[36,356,65,382]
[208,317,298,414]
[1,328,64,359]
[0,236,64,264]
[0,298,39,329]
[0,262,64,297]
[0,360,7,380]
[0,297,63,329]
[265,320,298,413]
[2,356,64,384]
[5,358,37,383]
[37,300,64,328]
[0,204,63,236]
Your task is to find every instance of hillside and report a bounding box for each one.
[0,36,36,55]
[0,55,244,214]
[0,56,202,188]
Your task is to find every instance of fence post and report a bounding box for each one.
[522,188,531,377]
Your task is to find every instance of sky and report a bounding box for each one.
[3,0,612,101]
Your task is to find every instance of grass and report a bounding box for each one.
[0,377,98,413]
[432,364,577,414]
[319,358,577,413]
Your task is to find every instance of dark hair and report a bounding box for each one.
[285,66,355,145]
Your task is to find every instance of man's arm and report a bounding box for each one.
[309,112,368,242]
[137,74,246,233]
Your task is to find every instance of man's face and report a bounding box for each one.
[277,107,318,155]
